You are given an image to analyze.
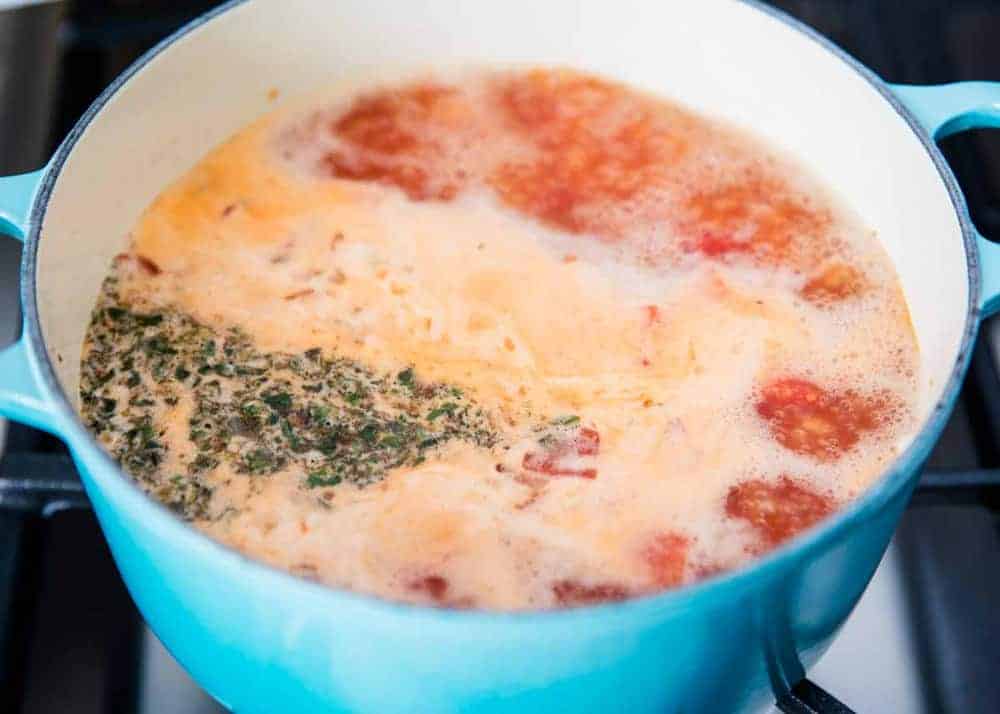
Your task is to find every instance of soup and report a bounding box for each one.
[79,68,918,610]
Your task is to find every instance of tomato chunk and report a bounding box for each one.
[552,579,630,606]
[324,83,472,201]
[756,378,885,461]
[522,426,600,478]
[408,574,449,601]
[801,262,865,304]
[686,231,755,258]
[725,477,835,548]
[643,532,689,588]
[680,178,828,265]
[407,573,474,608]
[490,70,686,238]
[573,427,600,455]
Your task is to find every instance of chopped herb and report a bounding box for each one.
[380,435,403,449]
[428,402,457,421]
[190,453,219,473]
[241,403,261,418]
[243,448,278,474]
[143,335,176,356]
[262,391,293,414]
[135,313,164,327]
[397,367,415,388]
[359,423,379,444]
[280,419,307,452]
[306,471,342,488]
[234,365,266,377]
[81,278,505,512]
[343,390,365,405]
[317,431,341,455]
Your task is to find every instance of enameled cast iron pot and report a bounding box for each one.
[2,1,1000,711]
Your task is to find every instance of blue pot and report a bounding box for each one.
[2,2,999,711]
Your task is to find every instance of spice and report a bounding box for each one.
[81,278,502,519]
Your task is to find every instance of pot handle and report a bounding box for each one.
[890,82,1000,316]
[0,169,66,436]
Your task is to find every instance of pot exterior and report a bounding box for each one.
[76,440,913,714]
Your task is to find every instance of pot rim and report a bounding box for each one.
[18,0,982,623]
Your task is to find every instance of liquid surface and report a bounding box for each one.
[80,69,918,611]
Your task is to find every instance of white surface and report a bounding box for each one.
[809,541,925,713]
[140,632,223,714]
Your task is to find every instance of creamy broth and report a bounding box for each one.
[80,69,918,610]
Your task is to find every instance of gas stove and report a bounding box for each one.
[2,1,999,712]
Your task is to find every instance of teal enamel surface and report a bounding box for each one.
[70,425,917,713]
[0,169,45,242]
[890,82,1000,139]
[0,4,995,712]
[890,82,1000,316]
[0,335,64,435]
[0,168,64,435]
[978,234,1000,317]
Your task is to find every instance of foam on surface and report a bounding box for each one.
[79,69,920,610]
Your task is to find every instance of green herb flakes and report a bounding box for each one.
[80,279,504,517]
[306,471,343,488]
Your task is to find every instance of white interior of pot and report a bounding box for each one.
[37,0,967,436]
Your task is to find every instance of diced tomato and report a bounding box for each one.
[408,574,449,602]
[756,378,885,461]
[801,262,865,304]
[324,83,471,201]
[406,573,475,608]
[680,178,828,265]
[521,454,596,479]
[684,231,754,258]
[495,70,622,136]
[643,304,661,325]
[522,426,600,478]
[552,579,631,606]
[308,70,843,271]
[725,477,835,548]
[489,70,686,239]
[573,427,600,455]
[643,532,689,588]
